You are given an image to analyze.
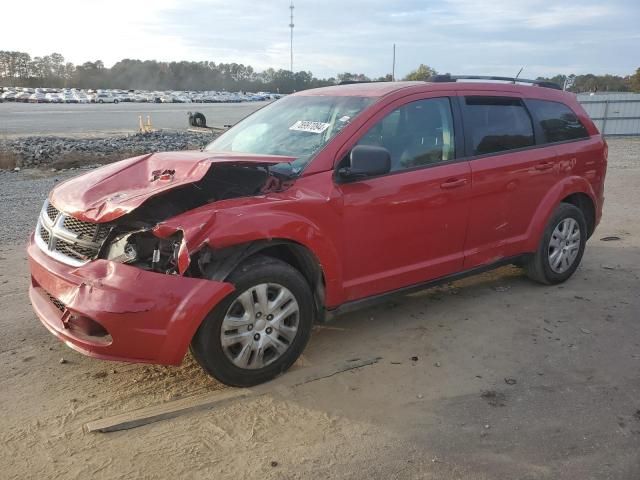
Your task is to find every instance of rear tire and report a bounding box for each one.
[526,203,587,285]
[191,255,314,387]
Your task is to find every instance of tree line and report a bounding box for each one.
[1,51,638,94]
[535,72,640,93]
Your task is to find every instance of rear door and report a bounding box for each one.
[459,94,559,268]
[336,95,472,301]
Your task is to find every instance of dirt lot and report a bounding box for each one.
[1,138,639,479]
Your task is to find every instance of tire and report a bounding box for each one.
[192,112,206,128]
[98,99,103,104]
[526,203,587,285]
[191,255,314,387]
[114,99,119,104]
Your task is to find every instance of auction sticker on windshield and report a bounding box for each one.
[289,120,331,133]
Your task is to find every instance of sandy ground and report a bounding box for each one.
[1,138,639,479]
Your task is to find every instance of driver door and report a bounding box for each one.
[336,95,471,301]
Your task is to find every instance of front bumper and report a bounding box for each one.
[27,234,234,365]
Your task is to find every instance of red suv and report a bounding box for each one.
[28,77,607,386]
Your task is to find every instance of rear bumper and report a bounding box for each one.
[27,235,234,365]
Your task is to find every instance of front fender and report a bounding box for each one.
[156,199,345,306]
[523,176,598,252]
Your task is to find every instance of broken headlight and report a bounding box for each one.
[105,230,182,274]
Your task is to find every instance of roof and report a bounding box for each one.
[294,80,574,101]
[295,81,423,97]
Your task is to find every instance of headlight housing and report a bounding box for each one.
[105,230,182,274]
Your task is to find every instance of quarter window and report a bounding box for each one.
[356,97,455,171]
[528,99,589,143]
[463,97,535,155]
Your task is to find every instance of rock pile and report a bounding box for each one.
[0,130,217,168]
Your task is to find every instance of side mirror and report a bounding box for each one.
[338,145,391,182]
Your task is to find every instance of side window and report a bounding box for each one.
[356,97,455,171]
[527,99,589,143]
[463,96,534,155]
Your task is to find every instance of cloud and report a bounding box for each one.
[0,0,636,79]
[423,0,613,30]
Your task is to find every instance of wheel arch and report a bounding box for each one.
[560,192,596,238]
[524,176,598,252]
[195,239,329,322]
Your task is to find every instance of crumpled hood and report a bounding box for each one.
[49,150,294,223]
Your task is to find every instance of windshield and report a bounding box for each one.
[205,95,374,175]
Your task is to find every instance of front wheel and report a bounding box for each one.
[191,255,314,387]
[526,203,587,285]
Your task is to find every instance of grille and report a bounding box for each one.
[46,203,60,222]
[63,216,110,241]
[55,238,98,261]
[36,200,112,266]
[45,291,65,312]
[94,225,111,242]
[39,225,50,244]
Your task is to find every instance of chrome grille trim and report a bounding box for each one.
[35,200,111,267]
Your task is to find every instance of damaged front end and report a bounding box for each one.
[103,228,184,274]
[29,154,295,364]
[38,159,293,275]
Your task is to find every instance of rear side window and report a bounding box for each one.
[463,97,534,155]
[527,99,589,143]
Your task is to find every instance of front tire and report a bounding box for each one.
[191,255,314,387]
[526,203,587,285]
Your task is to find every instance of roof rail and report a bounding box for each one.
[429,74,562,90]
[338,80,389,85]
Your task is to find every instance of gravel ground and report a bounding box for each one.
[0,167,85,244]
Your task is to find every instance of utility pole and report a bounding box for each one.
[289,2,295,72]
[392,43,396,81]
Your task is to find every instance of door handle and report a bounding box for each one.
[535,162,554,171]
[440,178,468,189]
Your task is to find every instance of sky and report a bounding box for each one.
[1,0,638,79]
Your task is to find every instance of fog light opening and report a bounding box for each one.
[68,315,113,345]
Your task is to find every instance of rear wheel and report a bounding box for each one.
[191,255,314,387]
[526,203,587,285]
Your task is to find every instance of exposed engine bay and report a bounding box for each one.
[43,163,291,276]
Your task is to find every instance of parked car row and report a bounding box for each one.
[0,87,280,104]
